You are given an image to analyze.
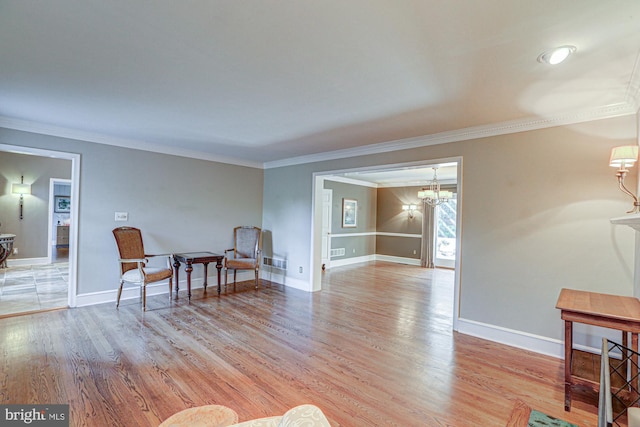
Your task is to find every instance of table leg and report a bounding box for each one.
[203,262,209,290]
[216,258,223,295]
[633,333,639,404]
[564,319,573,411]
[173,258,181,295]
[186,261,193,301]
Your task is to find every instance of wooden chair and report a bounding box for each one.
[112,227,173,311]
[224,226,262,289]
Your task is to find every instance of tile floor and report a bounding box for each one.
[0,251,69,317]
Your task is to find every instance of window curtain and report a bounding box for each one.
[421,201,435,268]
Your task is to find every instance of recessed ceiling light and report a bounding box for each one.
[537,45,577,65]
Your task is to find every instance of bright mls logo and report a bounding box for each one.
[1,405,68,426]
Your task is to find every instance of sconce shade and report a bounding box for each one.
[12,183,31,195]
[610,145,638,168]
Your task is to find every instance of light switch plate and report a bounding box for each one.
[115,212,128,221]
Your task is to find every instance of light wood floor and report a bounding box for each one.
[0,262,598,426]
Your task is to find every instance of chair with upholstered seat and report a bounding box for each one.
[224,226,262,290]
[112,226,173,311]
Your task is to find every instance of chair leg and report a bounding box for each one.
[142,284,147,311]
[224,268,228,289]
[233,270,237,288]
[255,269,259,289]
[168,277,173,303]
[116,280,124,308]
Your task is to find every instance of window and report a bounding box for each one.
[434,195,456,267]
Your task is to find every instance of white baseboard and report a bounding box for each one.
[457,318,564,358]
[453,317,611,360]
[75,270,257,307]
[325,254,419,269]
[329,254,376,268]
[375,255,421,266]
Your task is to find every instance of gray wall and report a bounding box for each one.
[0,151,72,258]
[0,128,264,296]
[324,180,376,260]
[262,115,637,347]
[376,186,422,259]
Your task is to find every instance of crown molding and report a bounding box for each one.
[264,103,636,169]
[0,116,263,169]
[1,101,636,171]
[626,49,640,111]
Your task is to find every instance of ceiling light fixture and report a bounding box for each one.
[537,45,576,65]
[418,167,452,207]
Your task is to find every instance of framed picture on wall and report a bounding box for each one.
[54,196,71,213]
[342,198,357,228]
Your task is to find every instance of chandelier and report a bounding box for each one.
[418,167,453,207]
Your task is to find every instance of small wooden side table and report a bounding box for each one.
[173,252,224,300]
[556,288,640,411]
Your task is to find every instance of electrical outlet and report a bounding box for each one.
[413,250,417,255]
[352,248,356,253]
[298,266,303,273]
[114,212,128,221]
[12,248,18,255]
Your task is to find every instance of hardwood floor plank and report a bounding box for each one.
[0,262,598,426]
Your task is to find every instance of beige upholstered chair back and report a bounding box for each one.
[233,226,261,259]
[112,227,145,274]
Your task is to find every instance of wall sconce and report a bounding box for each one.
[610,145,640,214]
[12,175,31,220]
[402,204,417,218]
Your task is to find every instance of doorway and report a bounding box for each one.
[0,143,80,312]
[49,179,72,263]
[311,158,462,330]
[433,194,457,269]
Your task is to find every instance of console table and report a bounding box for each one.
[0,233,16,268]
[173,252,224,300]
[556,288,640,411]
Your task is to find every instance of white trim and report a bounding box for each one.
[330,254,376,268]
[456,317,607,360]
[375,255,421,266]
[376,232,421,238]
[265,103,635,168]
[75,270,309,307]
[0,116,262,169]
[331,231,422,238]
[457,318,564,359]
[3,103,634,171]
[331,232,376,238]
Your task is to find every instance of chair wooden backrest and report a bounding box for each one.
[232,226,261,260]
[112,227,145,274]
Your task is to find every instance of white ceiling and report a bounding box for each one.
[1,1,640,171]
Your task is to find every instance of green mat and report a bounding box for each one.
[528,409,579,427]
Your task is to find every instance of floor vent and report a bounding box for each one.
[263,257,287,270]
[330,248,346,257]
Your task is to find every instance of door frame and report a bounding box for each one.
[311,157,463,331]
[321,188,333,271]
[0,143,80,308]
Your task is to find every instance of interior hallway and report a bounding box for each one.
[0,247,69,318]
